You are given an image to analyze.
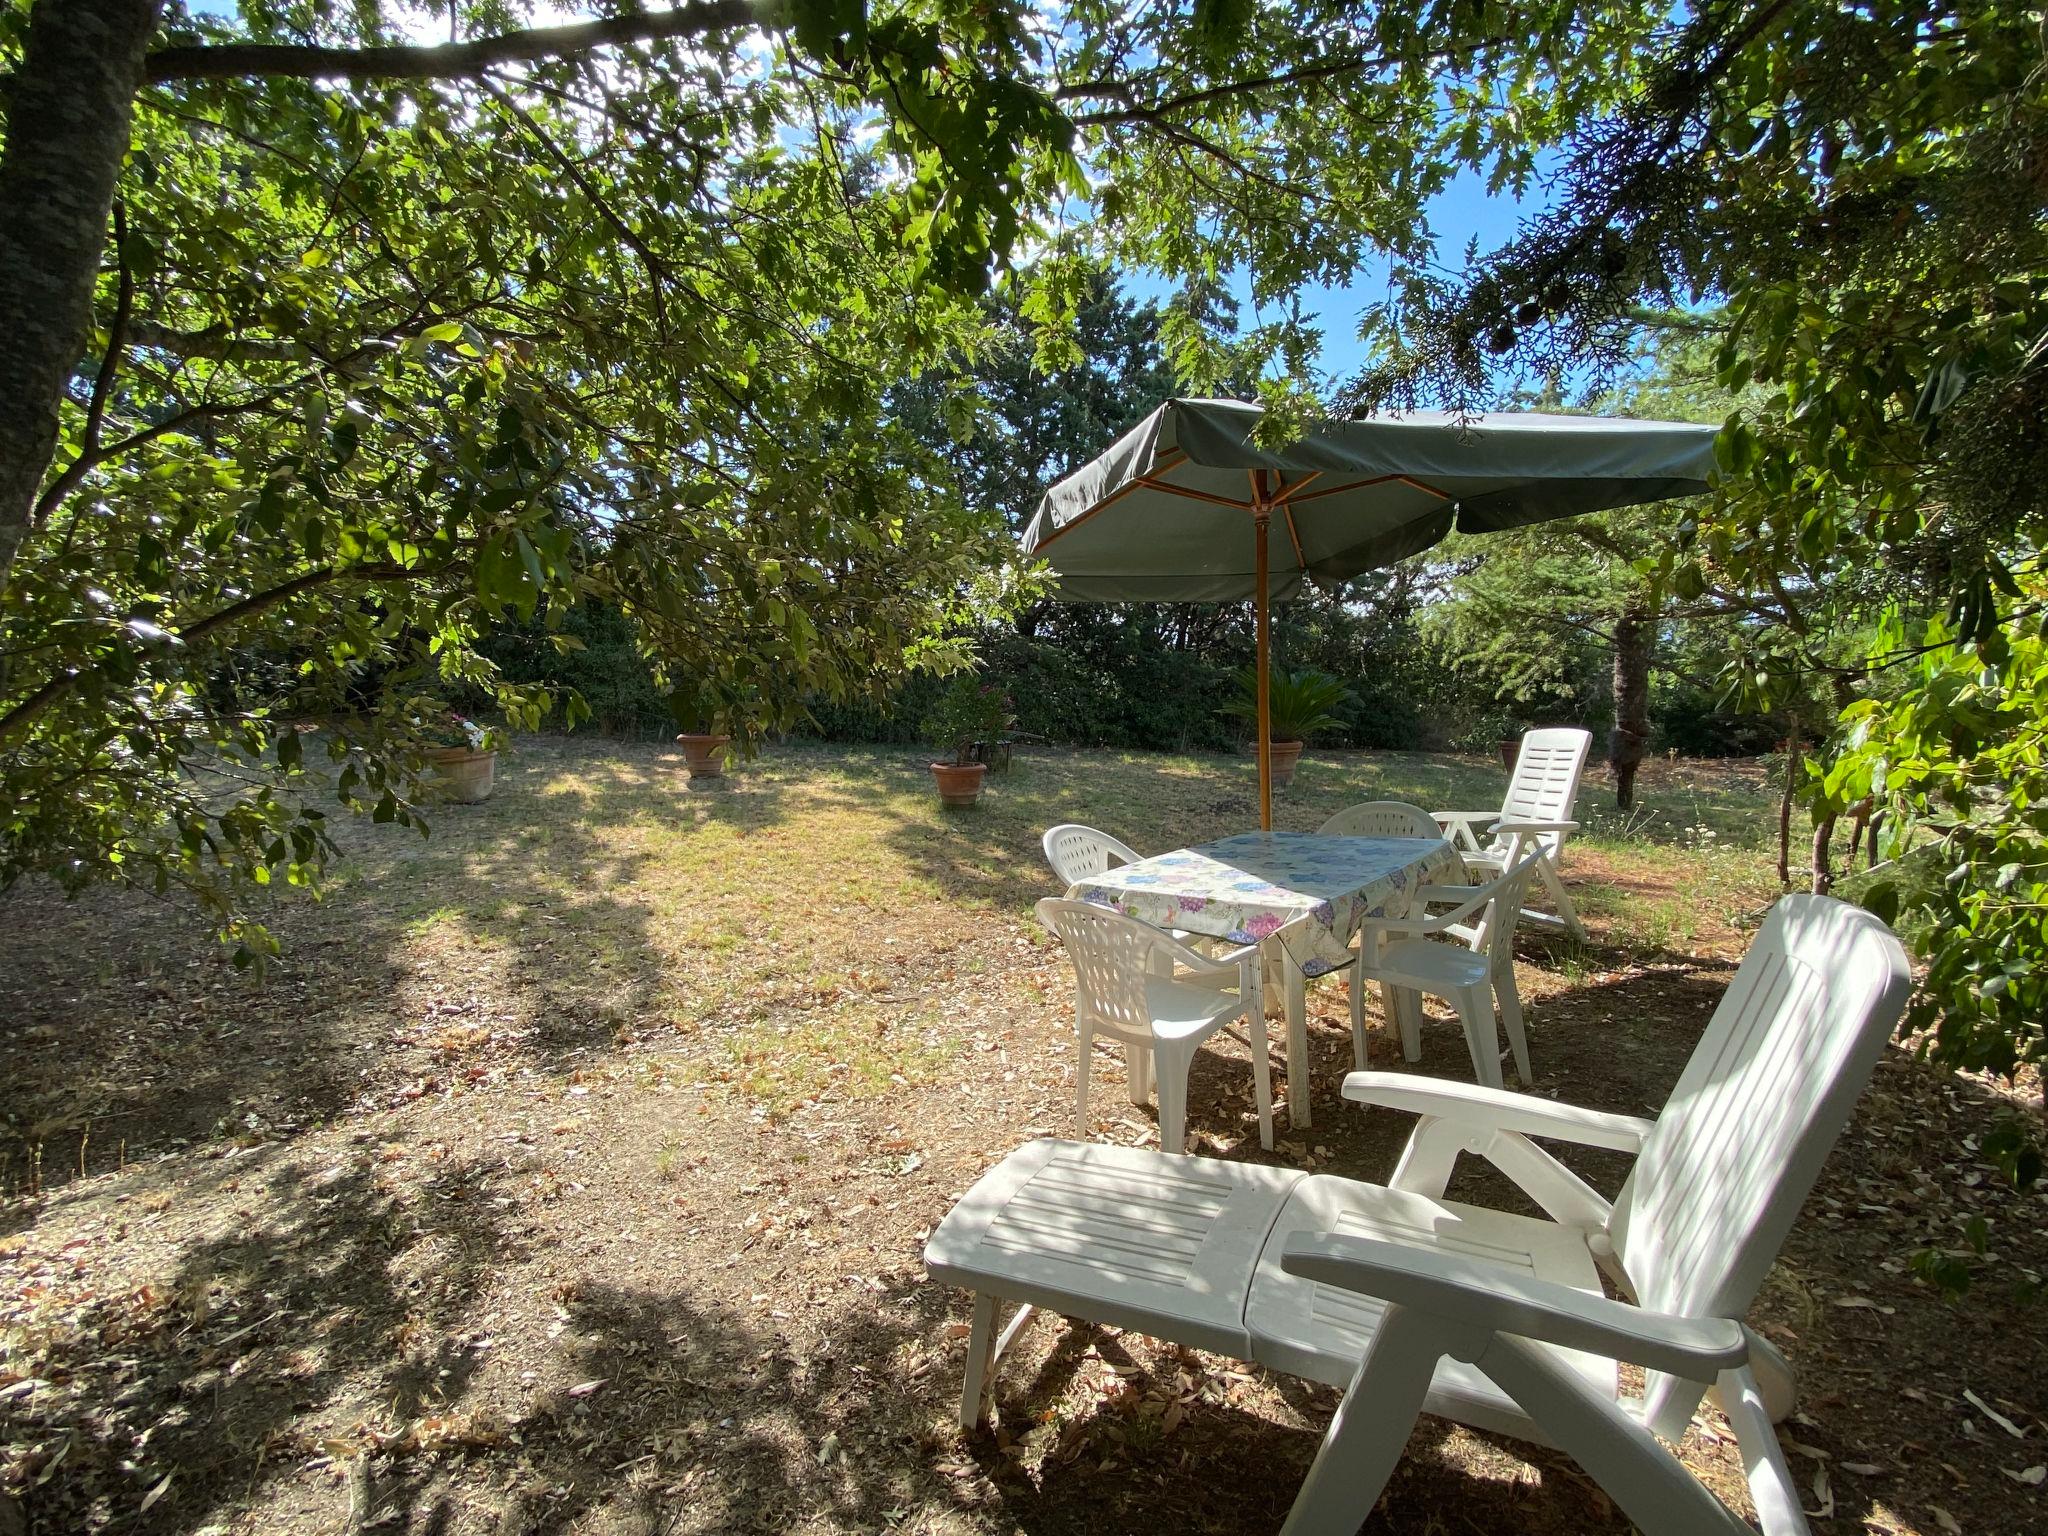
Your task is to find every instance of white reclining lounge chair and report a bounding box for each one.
[1434,726,1592,943]
[925,895,1909,1535]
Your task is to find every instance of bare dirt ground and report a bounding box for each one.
[2,738,2043,1535]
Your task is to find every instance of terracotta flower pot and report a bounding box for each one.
[677,732,732,780]
[428,746,497,803]
[1268,739,1305,790]
[930,760,988,808]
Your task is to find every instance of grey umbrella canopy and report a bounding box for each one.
[1019,398,1717,825]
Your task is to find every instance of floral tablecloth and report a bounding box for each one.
[1071,831,1465,977]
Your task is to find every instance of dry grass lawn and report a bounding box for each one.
[2,737,2044,1535]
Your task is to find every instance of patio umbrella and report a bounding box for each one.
[1019,398,1717,828]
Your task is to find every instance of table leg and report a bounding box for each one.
[1133,949,1171,1106]
[1283,950,1310,1129]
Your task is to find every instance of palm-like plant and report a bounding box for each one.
[1221,666,1354,744]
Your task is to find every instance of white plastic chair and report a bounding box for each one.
[1035,897,1273,1155]
[1313,801,1463,1062]
[928,895,1913,1536]
[1042,823,1143,886]
[1315,800,1445,841]
[1348,850,1543,1086]
[1434,727,1591,943]
[1042,822,1217,957]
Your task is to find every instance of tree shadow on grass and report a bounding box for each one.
[0,1138,1783,1536]
[8,928,2038,1536]
[6,739,2040,1534]
[0,737,706,1209]
[7,1147,514,1533]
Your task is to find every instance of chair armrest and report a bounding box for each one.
[1342,1072,1654,1152]
[1279,1233,1749,1379]
[1493,818,1579,835]
[1357,910,1475,942]
[1411,883,1484,905]
[1164,939,1262,997]
[1358,881,1495,939]
[1176,940,1259,973]
[1432,810,1499,829]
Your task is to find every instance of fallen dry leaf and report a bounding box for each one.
[139,1473,172,1514]
[1962,1388,2026,1441]
[1808,1464,1834,1519]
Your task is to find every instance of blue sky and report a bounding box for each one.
[1122,166,1544,390]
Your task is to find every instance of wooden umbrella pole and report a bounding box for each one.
[1254,505,1272,831]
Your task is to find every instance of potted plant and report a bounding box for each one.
[667,684,732,782]
[1221,666,1353,790]
[924,675,1015,808]
[1495,719,1528,772]
[423,710,499,803]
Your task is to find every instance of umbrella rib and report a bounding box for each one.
[1283,472,1452,506]
[1129,477,1253,510]
[1028,452,1198,550]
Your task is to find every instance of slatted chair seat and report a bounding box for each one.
[1246,1175,1616,1434]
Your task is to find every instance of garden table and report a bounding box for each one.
[1068,831,1464,1129]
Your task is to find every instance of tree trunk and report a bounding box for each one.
[0,0,164,598]
[1608,605,1651,809]
[1845,796,1872,870]
[1776,712,1801,892]
[1811,813,1836,895]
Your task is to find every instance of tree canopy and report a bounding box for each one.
[1361,0,2047,1112]
[0,0,1680,954]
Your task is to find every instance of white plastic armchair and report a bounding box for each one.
[1043,822,1220,961]
[1433,727,1591,943]
[927,895,1913,1536]
[1316,800,1445,842]
[1042,823,1143,885]
[1348,850,1544,1084]
[1035,897,1274,1153]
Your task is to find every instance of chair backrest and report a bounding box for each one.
[1043,824,1143,888]
[1476,850,1544,978]
[1610,895,1911,1435]
[1035,897,1169,1046]
[1317,801,1441,840]
[1490,728,1592,859]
